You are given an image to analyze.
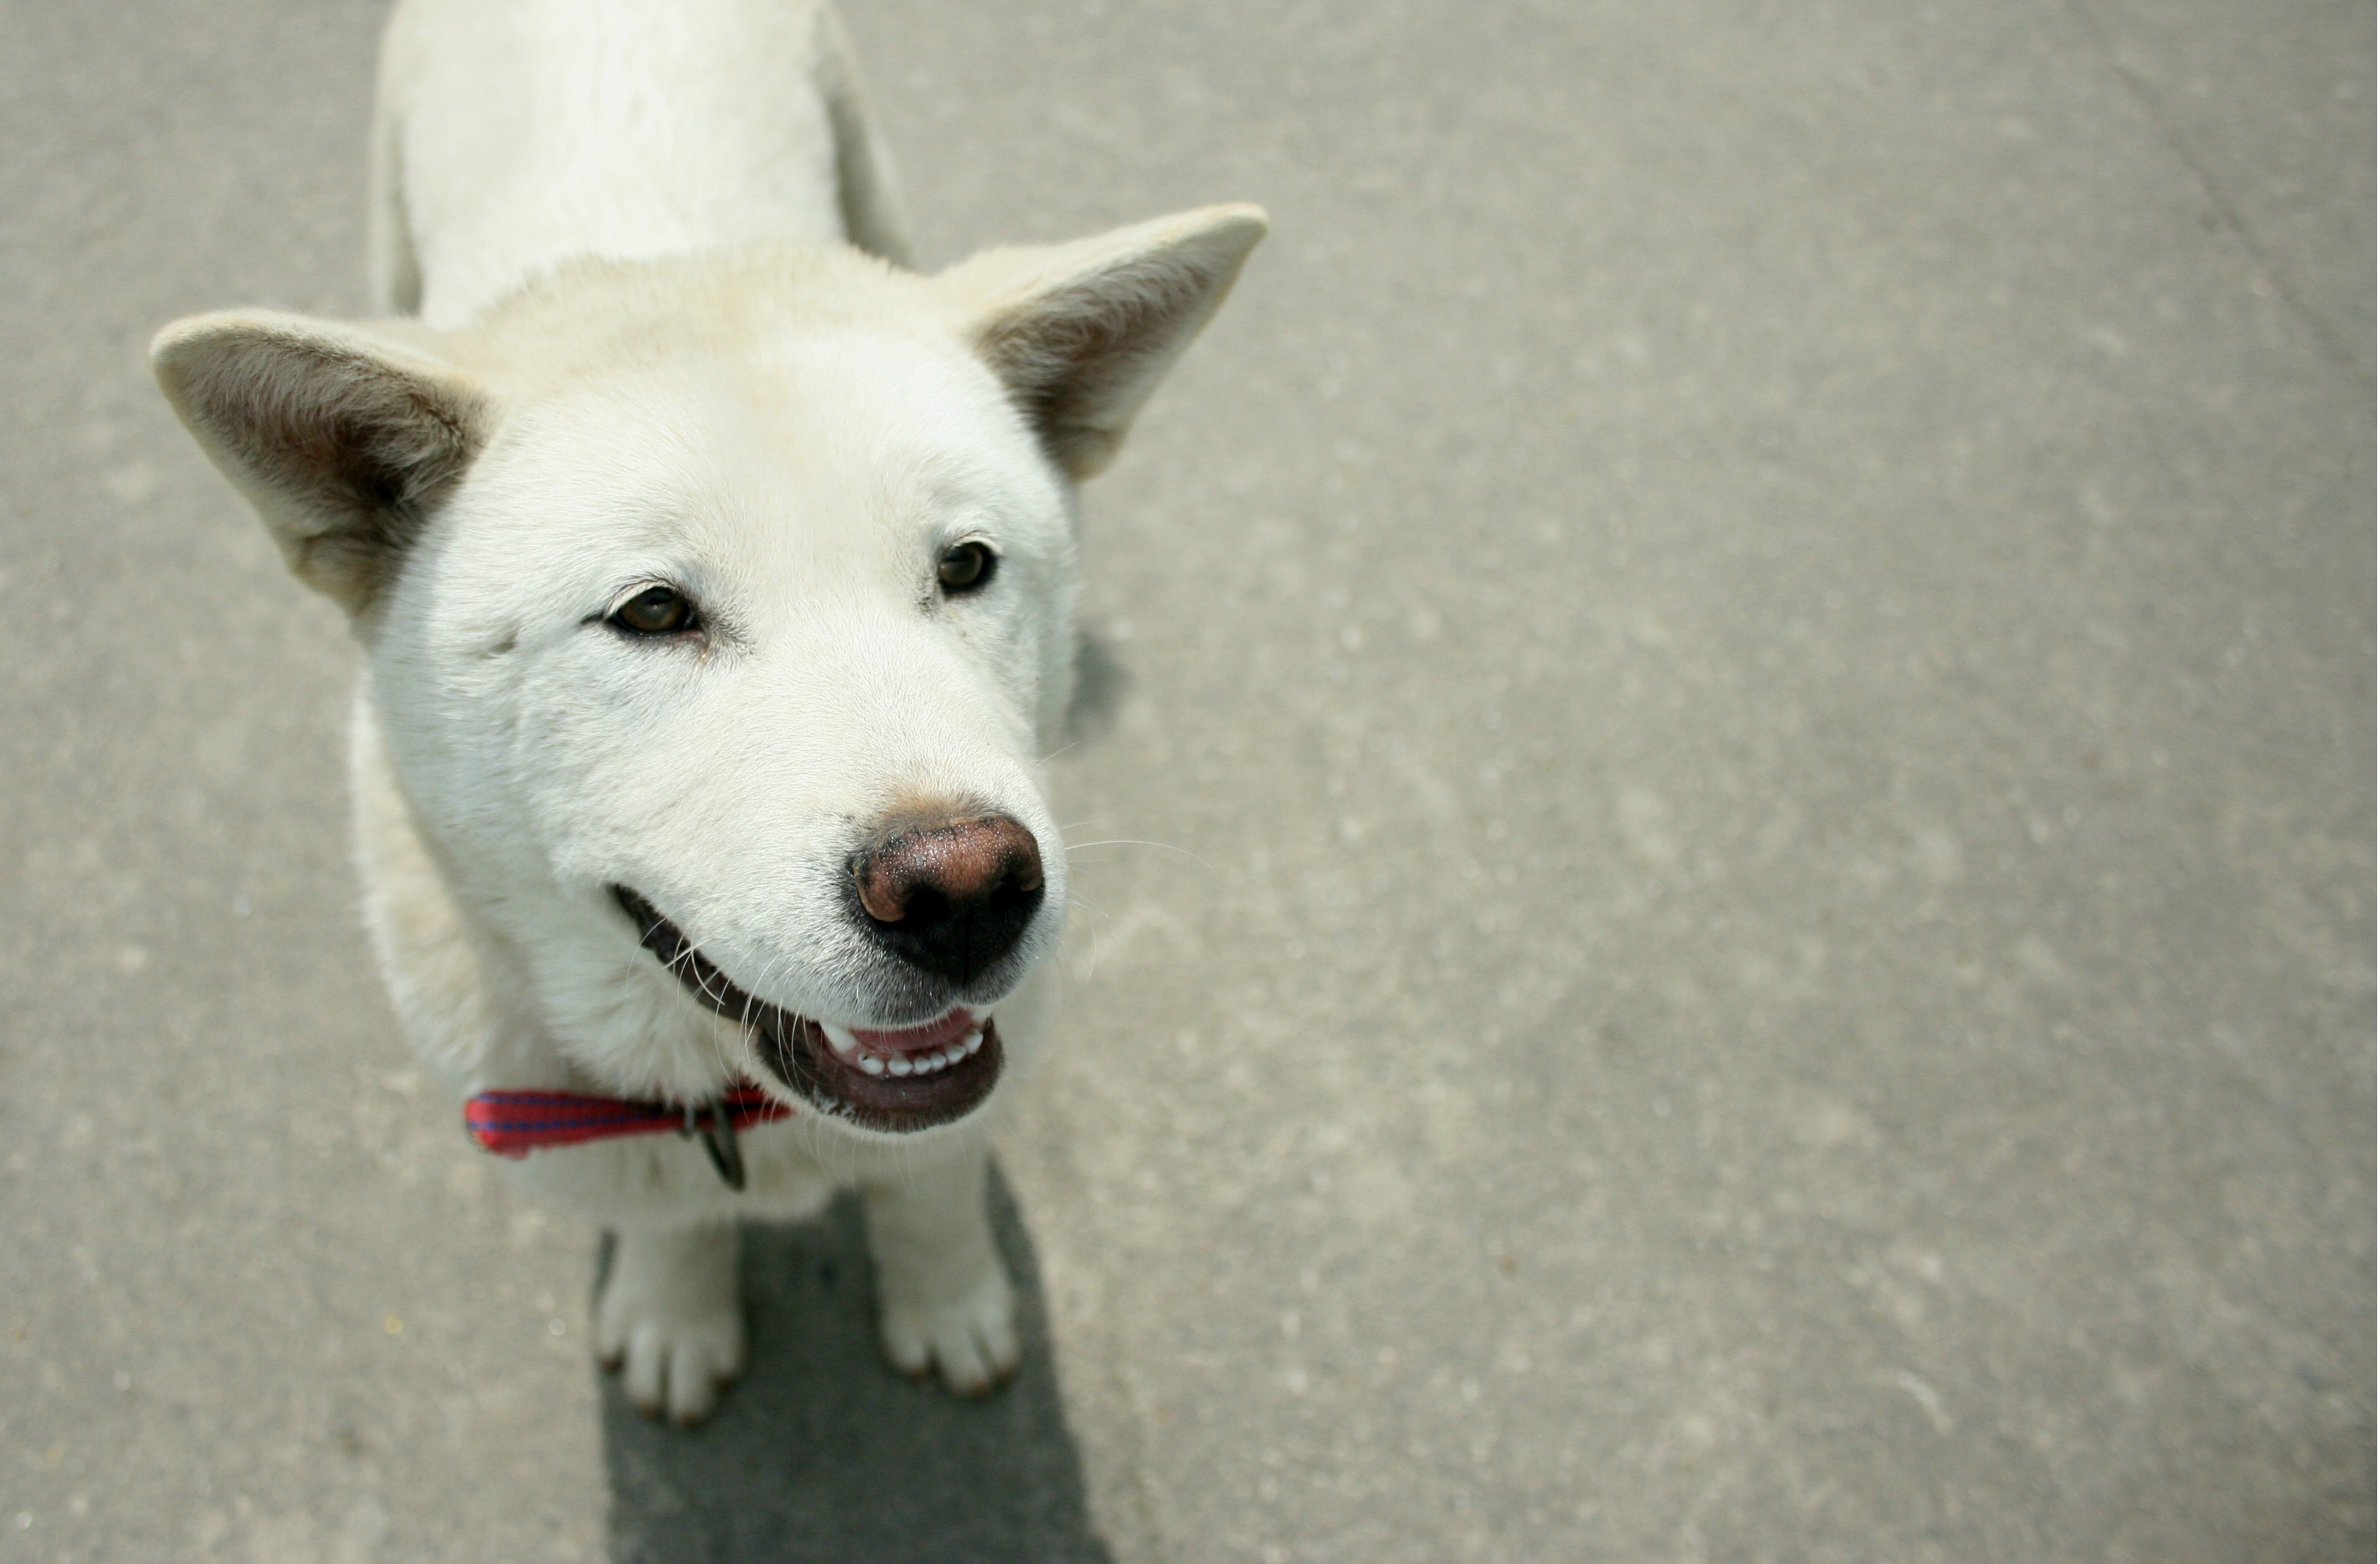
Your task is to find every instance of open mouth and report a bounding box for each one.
[611,886,1003,1134]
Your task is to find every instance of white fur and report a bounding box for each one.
[151,0,1261,1418]
[373,0,911,325]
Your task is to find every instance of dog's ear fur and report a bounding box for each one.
[938,204,1266,479]
[151,311,487,616]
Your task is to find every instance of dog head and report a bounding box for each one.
[152,206,1264,1139]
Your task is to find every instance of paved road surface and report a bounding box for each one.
[1,1,2369,1559]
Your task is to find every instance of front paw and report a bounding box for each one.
[597,1227,746,1424]
[878,1260,1018,1396]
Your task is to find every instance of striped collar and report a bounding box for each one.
[462,1083,792,1190]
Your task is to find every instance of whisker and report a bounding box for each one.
[1063,839,1213,869]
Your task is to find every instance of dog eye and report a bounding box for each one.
[937,541,996,595]
[611,585,697,636]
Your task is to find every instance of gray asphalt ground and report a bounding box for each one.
[1,1,2371,1560]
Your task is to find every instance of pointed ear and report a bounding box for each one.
[937,204,1267,479]
[150,311,488,616]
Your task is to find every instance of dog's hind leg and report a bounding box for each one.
[366,97,422,316]
[815,1,913,268]
[597,1222,748,1424]
[862,1144,1019,1395]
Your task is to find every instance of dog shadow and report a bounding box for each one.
[599,1170,1113,1564]
[1062,628,1130,748]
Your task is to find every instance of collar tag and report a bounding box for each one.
[678,1096,746,1190]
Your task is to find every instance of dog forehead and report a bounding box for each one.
[472,327,1059,562]
[525,322,1016,467]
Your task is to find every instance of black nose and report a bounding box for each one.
[851,813,1045,987]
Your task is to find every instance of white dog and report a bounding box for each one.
[150,0,1262,1423]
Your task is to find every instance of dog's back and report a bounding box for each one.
[372,0,908,327]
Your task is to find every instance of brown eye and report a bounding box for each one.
[611,585,696,636]
[937,541,996,594]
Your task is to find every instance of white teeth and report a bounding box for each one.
[836,1022,985,1082]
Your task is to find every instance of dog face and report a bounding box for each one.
[155,208,1263,1139]
[378,295,1078,1132]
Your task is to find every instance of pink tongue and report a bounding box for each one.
[852,1008,976,1054]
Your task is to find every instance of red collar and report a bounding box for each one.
[464,1082,792,1188]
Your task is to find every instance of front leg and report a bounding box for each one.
[862,1145,1018,1395]
[597,1222,746,1424]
